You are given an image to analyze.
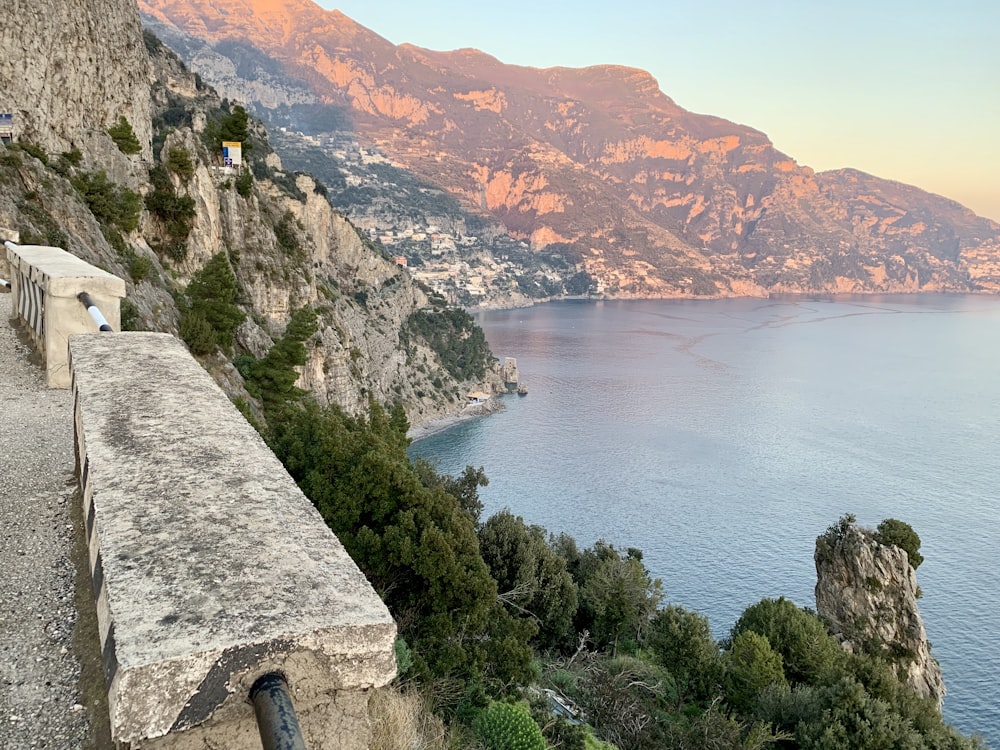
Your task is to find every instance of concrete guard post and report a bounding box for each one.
[6,243,125,387]
[68,333,397,749]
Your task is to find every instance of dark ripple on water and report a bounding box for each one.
[412,297,1000,746]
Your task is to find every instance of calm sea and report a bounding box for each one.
[409,296,999,745]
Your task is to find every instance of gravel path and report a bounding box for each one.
[0,293,96,749]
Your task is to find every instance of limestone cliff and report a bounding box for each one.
[0,0,152,162]
[814,519,944,707]
[142,43,502,424]
[0,11,501,430]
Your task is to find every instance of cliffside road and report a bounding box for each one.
[0,294,91,749]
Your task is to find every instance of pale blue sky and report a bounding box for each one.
[317,0,999,221]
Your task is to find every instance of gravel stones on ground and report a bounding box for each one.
[0,294,92,749]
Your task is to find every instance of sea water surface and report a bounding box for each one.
[410,296,999,744]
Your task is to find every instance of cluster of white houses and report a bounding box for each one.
[277,128,566,305]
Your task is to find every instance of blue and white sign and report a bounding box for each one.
[222,141,242,167]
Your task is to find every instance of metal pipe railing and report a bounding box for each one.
[77,291,113,332]
[249,673,308,750]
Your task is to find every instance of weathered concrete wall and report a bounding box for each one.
[69,332,396,748]
[6,243,125,386]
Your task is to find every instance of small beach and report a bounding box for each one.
[407,396,504,442]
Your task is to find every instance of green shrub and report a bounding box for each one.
[244,307,317,413]
[202,103,251,154]
[18,200,68,247]
[233,353,256,381]
[71,170,141,233]
[394,638,414,677]
[478,510,578,650]
[120,298,139,331]
[61,148,83,166]
[179,308,218,355]
[730,597,843,686]
[722,630,786,714]
[235,169,253,197]
[107,116,142,155]
[161,241,188,262]
[0,148,22,168]
[473,702,546,750]
[129,253,154,283]
[19,142,49,164]
[146,164,196,247]
[644,604,722,704]
[166,146,195,181]
[179,253,245,355]
[273,211,302,257]
[269,170,307,201]
[873,518,924,570]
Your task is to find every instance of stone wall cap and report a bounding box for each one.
[69,332,396,740]
[9,244,126,297]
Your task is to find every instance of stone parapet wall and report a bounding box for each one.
[69,332,396,748]
[5,242,125,386]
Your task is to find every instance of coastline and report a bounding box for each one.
[407,396,504,443]
[466,289,997,314]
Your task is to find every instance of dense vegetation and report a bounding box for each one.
[250,380,983,749]
[403,307,493,381]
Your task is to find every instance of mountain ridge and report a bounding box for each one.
[140,0,1000,302]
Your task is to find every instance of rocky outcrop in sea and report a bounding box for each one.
[815,519,944,707]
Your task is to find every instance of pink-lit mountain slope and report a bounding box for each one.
[140,0,1000,297]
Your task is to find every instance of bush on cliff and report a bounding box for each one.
[267,400,535,697]
[179,253,244,355]
[571,542,663,653]
[145,163,196,257]
[71,170,141,233]
[243,306,318,417]
[730,597,843,686]
[643,604,723,706]
[107,116,142,155]
[478,510,579,651]
[403,308,492,381]
[874,518,924,570]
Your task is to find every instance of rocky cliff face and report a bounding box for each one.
[145,37,505,425]
[0,0,152,162]
[814,520,944,707]
[139,0,1000,302]
[0,11,500,429]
